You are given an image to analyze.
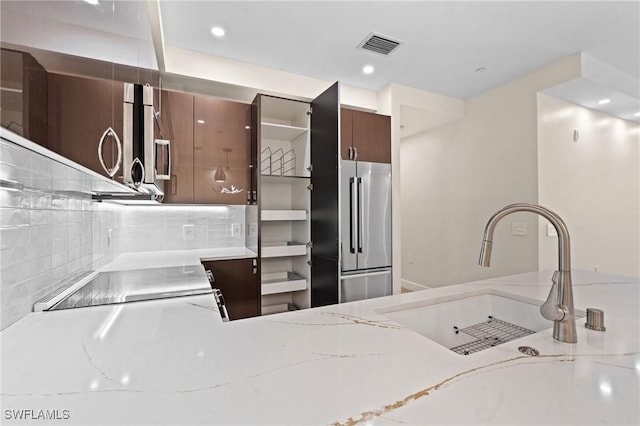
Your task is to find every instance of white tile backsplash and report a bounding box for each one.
[1,139,249,330]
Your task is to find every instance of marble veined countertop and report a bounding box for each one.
[1,270,638,425]
[101,247,258,271]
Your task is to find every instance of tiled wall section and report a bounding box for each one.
[1,139,248,330]
[0,140,119,329]
[114,205,246,252]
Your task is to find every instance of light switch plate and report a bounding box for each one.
[511,222,527,236]
[183,224,195,241]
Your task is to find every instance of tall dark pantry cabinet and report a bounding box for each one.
[252,83,340,314]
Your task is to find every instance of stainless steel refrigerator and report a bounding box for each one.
[340,160,392,302]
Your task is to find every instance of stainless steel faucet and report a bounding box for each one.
[479,203,577,343]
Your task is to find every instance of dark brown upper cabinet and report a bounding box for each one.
[159,90,194,204]
[193,96,251,205]
[341,107,391,163]
[0,49,48,147]
[47,73,124,177]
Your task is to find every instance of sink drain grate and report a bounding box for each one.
[450,316,535,355]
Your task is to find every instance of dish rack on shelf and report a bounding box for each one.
[261,147,296,176]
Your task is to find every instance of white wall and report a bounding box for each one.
[400,55,582,288]
[537,94,640,277]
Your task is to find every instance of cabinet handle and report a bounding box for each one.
[171,174,177,196]
[130,158,144,188]
[357,176,363,253]
[154,139,171,180]
[97,127,122,179]
[348,146,353,160]
[353,146,358,161]
[349,177,356,253]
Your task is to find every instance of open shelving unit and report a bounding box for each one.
[258,95,312,315]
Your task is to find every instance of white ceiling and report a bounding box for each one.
[1,0,638,122]
[158,1,640,100]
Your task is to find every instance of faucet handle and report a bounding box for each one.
[540,273,567,322]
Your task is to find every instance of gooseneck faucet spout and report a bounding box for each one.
[479,203,577,343]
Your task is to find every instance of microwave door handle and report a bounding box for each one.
[154,139,171,180]
[357,176,363,253]
[349,177,356,253]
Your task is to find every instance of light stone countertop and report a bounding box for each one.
[101,247,258,271]
[1,269,638,425]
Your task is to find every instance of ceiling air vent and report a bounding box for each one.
[357,33,402,56]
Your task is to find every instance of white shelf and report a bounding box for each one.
[261,272,307,295]
[261,303,299,315]
[261,174,310,183]
[261,210,307,221]
[261,122,308,141]
[261,242,307,258]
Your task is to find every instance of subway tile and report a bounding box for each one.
[0,140,30,168]
[0,190,30,209]
[51,210,69,225]
[51,195,69,210]
[0,226,30,249]
[0,208,30,228]
[30,175,52,193]
[0,245,29,268]
[52,250,69,268]
[53,223,70,239]
[27,239,52,261]
[29,191,52,210]
[68,210,82,224]
[29,151,52,178]
[29,209,51,226]
[29,225,52,243]
[68,233,81,249]
[52,237,69,253]
[68,222,83,238]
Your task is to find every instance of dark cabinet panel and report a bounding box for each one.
[340,107,353,161]
[341,108,391,164]
[310,255,339,307]
[1,49,48,148]
[160,90,194,204]
[47,73,124,177]
[193,96,251,205]
[311,82,340,307]
[202,258,260,320]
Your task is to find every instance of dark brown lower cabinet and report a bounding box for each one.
[201,258,260,320]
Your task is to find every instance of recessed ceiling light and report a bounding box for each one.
[362,65,375,75]
[211,26,225,37]
[197,119,205,124]
[634,112,640,117]
[598,98,611,105]
[83,0,99,5]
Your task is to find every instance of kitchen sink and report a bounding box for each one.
[376,289,585,354]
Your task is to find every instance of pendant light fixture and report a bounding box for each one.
[214,148,232,182]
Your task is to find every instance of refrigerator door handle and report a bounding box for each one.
[357,176,363,253]
[349,177,356,253]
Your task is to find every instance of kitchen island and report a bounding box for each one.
[1,267,638,425]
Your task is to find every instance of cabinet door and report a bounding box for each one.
[160,90,194,204]
[193,96,251,204]
[352,110,391,163]
[202,258,260,320]
[311,82,340,307]
[340,107,353,160]
[47,73,123,177]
